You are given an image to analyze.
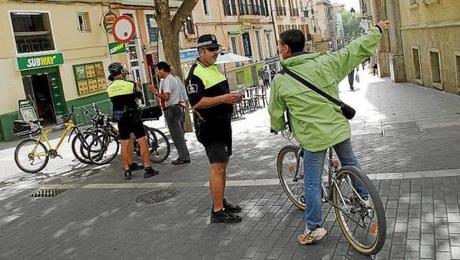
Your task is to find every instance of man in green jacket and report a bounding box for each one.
[268,21,390,244]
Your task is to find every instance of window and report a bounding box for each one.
[203,0,209,15]
[256,31,263,60]
[10,11,55,53]
[145,14,159,43]
[77,12,91,32]
[429,49,441,84]
[412,47,421,80]
[455,54,460,88]
[223,0,237,16]
[266,33,273,57]
[185,16,195,35]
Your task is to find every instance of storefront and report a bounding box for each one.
[17,52,66,125]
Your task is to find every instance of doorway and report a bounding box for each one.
[22,74,56,124]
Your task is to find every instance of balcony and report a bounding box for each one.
[239,4,262,16]
[276,6,287,16]
[290,8,299,17]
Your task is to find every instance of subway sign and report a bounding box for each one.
[17,53,64,71]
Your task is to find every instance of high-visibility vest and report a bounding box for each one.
[107,80,135,98]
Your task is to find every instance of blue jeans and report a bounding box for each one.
[303,138,368,229]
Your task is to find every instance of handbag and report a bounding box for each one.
[280,65,356,120]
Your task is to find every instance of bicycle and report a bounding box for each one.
[87,114,170,165]
[13,108,103,173]
[275,127,386,256]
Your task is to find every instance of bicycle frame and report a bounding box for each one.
[34,120,75,155]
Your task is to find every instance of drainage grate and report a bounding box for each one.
[30,189,68,198]
[135,188,180,205]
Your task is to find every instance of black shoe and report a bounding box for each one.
[171,159,191,165]
[129,163,143,171]
[210,209,242,224]
[223,198,242,213]
[144,166,159,178]
[124,170,132,180]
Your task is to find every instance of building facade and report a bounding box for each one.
[363,0,460,95]
[0,0,165,141]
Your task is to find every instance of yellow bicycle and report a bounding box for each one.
[13,109,97,173]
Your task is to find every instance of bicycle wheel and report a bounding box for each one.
[88,134,119,165]
[146,127,170,163]
[71,132,94,164]
[332,166,386,255]
[276,145,305,210]
[14,138,49,173]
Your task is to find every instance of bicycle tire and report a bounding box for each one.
[276,145,305,210]
[71,132,93,164]
[146,127,170,163]
[14,138,49,173]
[332,166,386,255]
[76,129,104,164]
[88,134,119,165]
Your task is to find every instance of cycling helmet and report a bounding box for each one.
[108,62,128,76]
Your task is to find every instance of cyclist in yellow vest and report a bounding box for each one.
[107,62,159,180]
[185,34,243,224]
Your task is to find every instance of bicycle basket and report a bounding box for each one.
[13,120,31,134]
[141,106,162,119]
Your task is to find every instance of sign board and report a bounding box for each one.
[108,41,126,55]
[112,15,136,44]
[73,62,106,95]
[17,53,64,71]
[18,99,38,122]
[102,11,117,33]
[179,49,199,62]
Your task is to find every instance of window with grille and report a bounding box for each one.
[429,50,441,83]
[10,11,55,53]
[223,0,238,16]
[77,12,91,32]
[412,48,421,79]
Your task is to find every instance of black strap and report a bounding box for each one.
[280,65,342,107]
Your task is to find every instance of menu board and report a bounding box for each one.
[73,62,107,95]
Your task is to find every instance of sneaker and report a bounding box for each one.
[129,163,144,171]
[297,227,328,245]
[210,209,242,224]
[144,166,159,178]
[223,199,242,213]
[124,170,133,180]
[171,159,191,165]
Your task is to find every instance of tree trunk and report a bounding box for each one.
[154,0,199,79]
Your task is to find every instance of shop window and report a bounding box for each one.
[73,62,107,95]
[412,47,421,80]
[10,11,55,53]
[429,50,441,84]
[77,12,91,32]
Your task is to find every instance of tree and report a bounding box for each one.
[340,10,361,44]
[153,0,199,79]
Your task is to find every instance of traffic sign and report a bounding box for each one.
[112,15,136,44]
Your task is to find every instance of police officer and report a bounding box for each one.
[185,34,243,223]
[107,62,159,180]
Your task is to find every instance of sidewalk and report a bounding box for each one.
[1,72,460,259]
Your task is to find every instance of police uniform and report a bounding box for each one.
[107,80,145,140]
[186,60,233,163]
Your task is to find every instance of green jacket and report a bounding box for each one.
[268,27,382,152]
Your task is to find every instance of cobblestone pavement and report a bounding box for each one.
[1,71,460,259]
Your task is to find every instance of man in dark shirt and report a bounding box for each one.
[107,62,159,180]
[186,34,243,223]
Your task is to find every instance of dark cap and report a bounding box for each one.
[196,34,220,48]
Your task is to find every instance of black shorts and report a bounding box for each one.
[204,141,232,164]
[117,116,145,140]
